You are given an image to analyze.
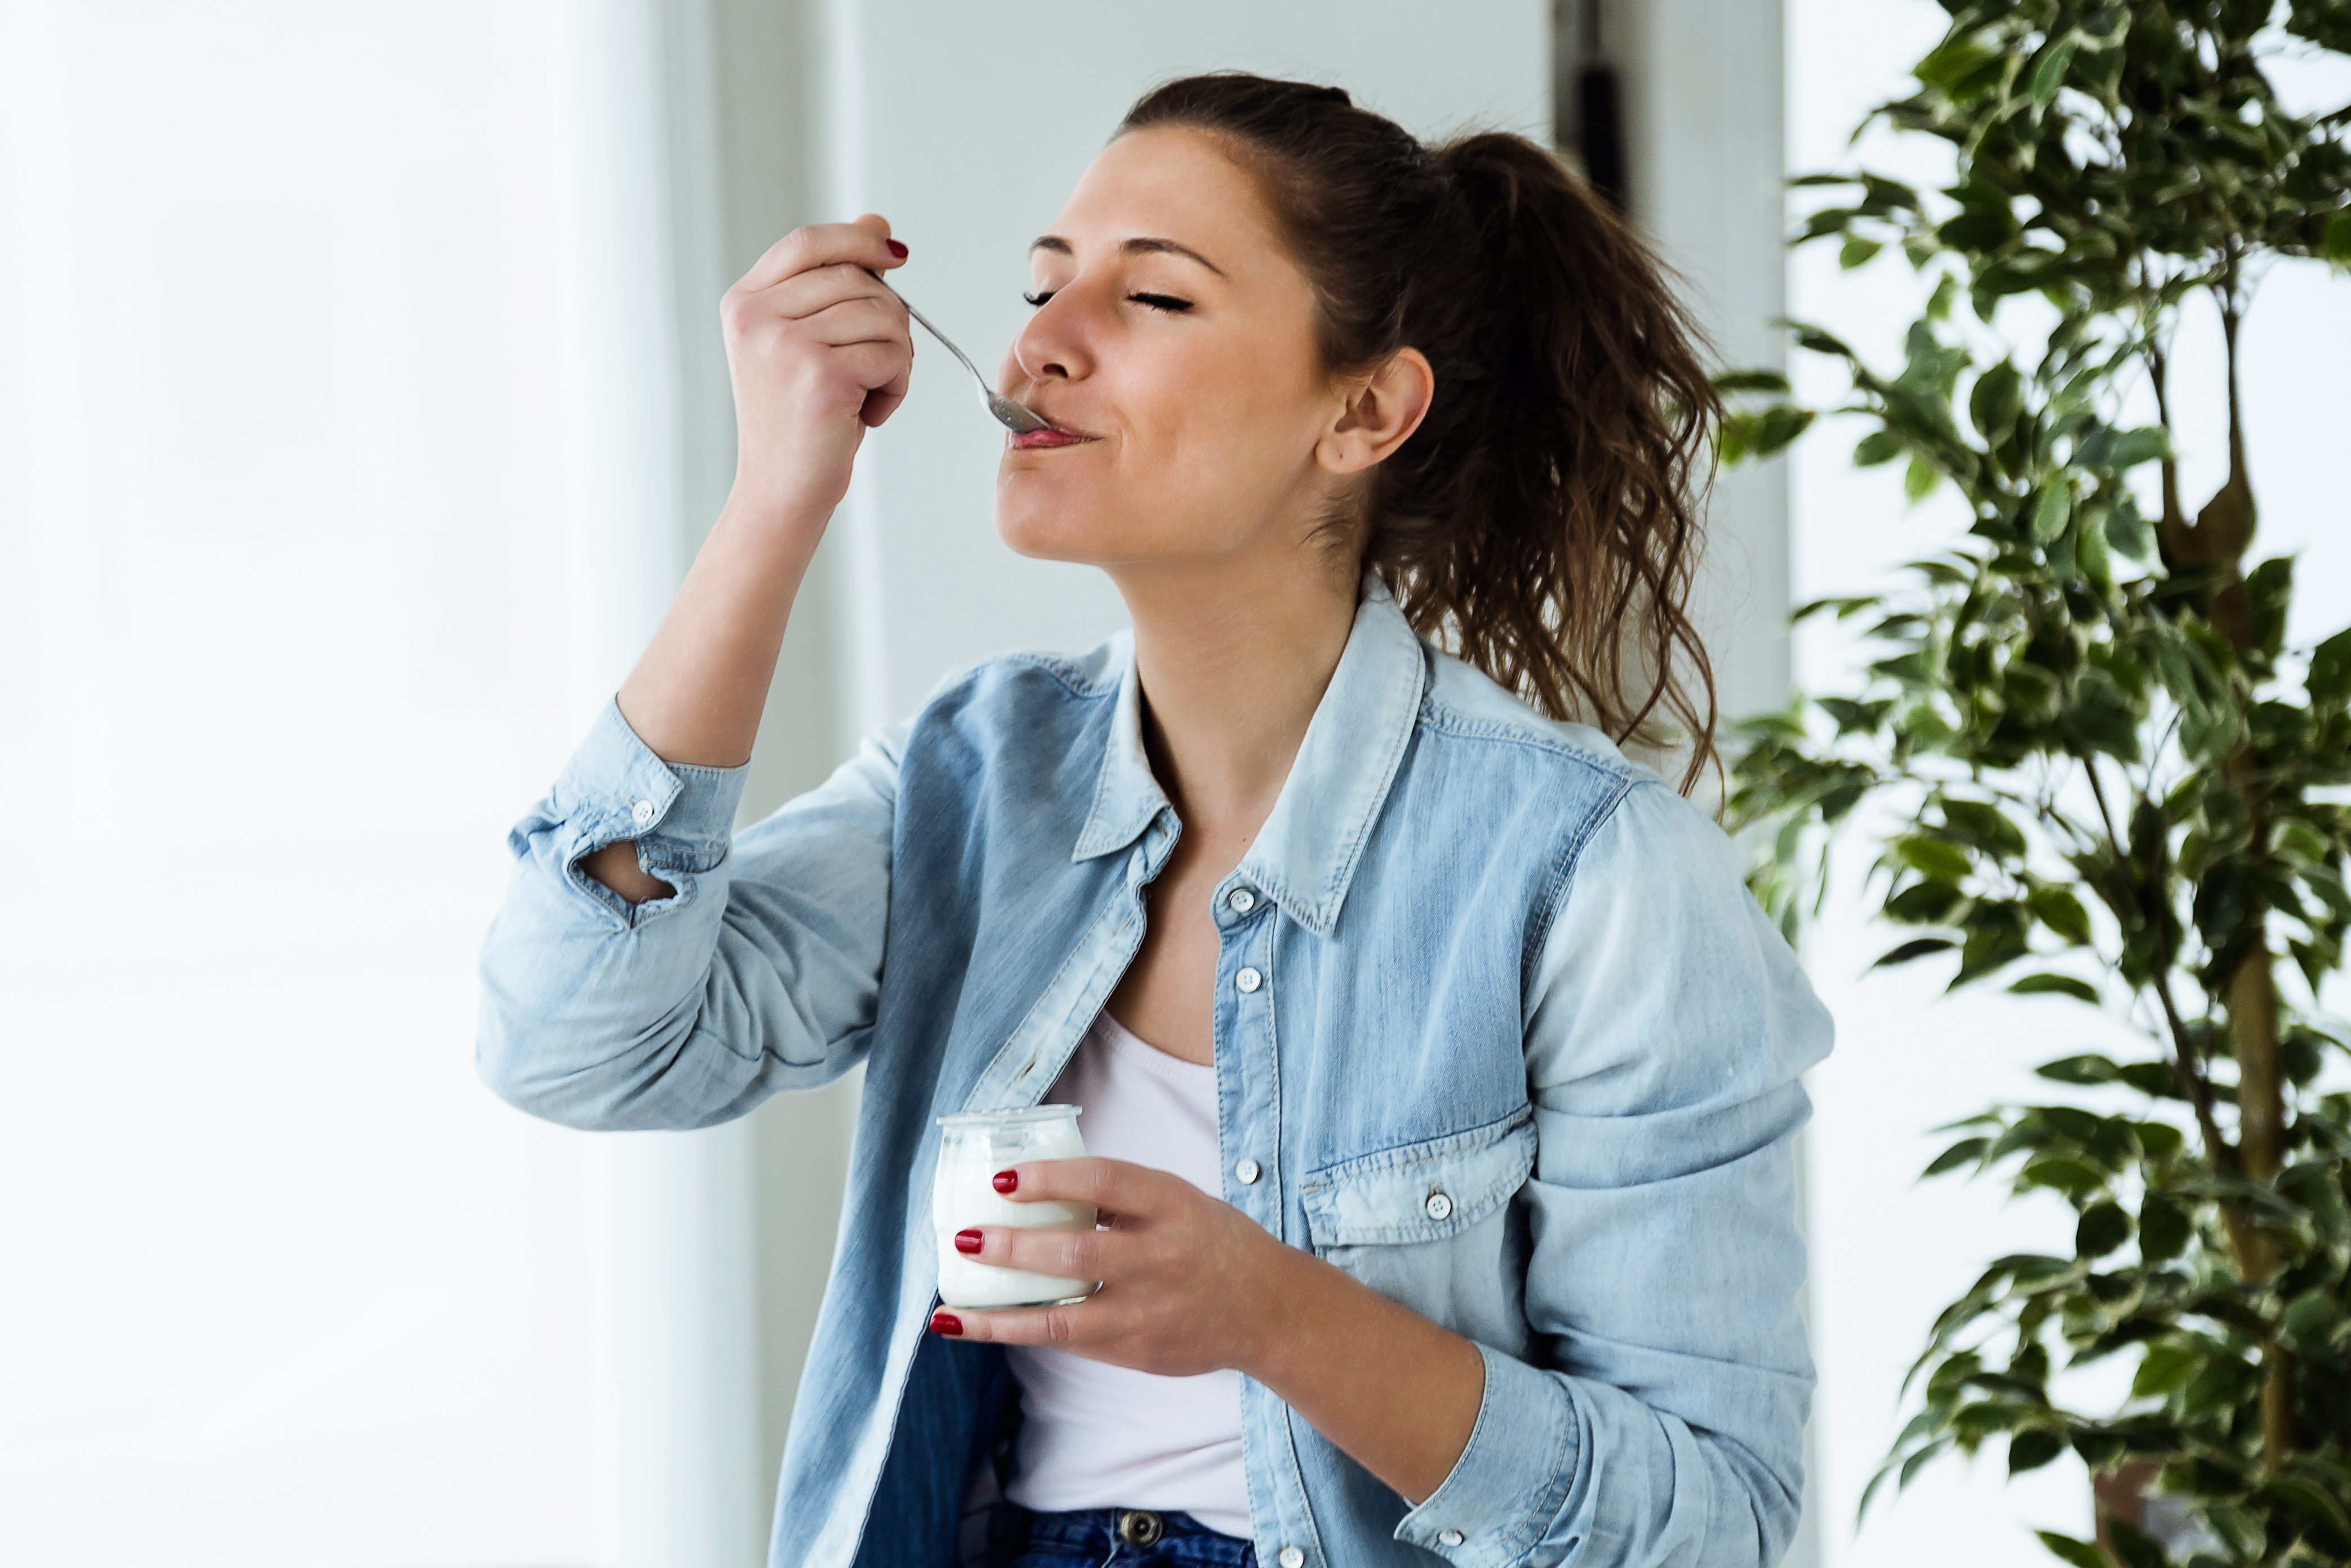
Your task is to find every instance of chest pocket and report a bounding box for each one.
[1301,1105,1536,1248]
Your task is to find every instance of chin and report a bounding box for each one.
[994,503,1113,564]
[994,467,1119,564]
[993,464,1252,566]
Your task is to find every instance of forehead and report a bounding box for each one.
[1046,126,1288,266]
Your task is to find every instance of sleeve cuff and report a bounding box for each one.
[534,698,751,917]
[1393,1342,1581,1566]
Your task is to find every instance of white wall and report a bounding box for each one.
[1609,0,1794,730]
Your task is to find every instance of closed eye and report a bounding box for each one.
[1021,289,1193,314]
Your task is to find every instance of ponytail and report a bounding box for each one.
[1119,75,1722,794]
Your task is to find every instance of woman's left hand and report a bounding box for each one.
[930,1157,1294,1377]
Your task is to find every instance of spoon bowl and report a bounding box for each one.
[980,385,1052,435]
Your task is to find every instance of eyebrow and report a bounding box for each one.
[1028,234,1228,278]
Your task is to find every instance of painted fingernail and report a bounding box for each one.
[930,1309,963,1336]
[886,239,908,258]
[954,1228,983,1255]
[992,1170,1017,1193]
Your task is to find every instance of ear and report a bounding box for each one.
[1315,347,1434,476]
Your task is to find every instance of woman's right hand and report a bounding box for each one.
[721,214,913,525]
[581,215,910,807]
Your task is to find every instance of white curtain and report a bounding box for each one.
[0,2,760,1562]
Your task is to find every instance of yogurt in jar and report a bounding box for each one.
[933,1105,1099,1309]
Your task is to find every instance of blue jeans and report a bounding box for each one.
[972,1502,1256,1567]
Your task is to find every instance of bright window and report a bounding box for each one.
[0,6,605,1562]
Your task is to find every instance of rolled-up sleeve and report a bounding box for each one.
[475,696,904,1132]
[1395,776,1834,1568]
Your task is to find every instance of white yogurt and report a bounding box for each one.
[933,1105,1099,1309]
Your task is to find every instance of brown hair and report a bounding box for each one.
[1119,74,1722,794]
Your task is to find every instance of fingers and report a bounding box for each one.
[861,377,909,429]
[955,1219,1126,1283]
[932,1299,1096,1348]
[736,215,901,295]
[763,262,907,323]
[997,1156,1164,1215]
[797,294,909,348]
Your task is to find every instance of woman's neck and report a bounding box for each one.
[1110,548,1361,829]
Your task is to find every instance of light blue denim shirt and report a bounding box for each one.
[477,574,1834,1568]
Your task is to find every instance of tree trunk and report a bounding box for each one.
[2206,283,2296,1469]
[2230,931,2300,1469]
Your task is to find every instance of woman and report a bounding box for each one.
[479,74,1833,1568]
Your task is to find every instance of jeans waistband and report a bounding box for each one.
[986,1502,1256,1566]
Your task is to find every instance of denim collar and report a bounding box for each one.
[1071,570,1426,938]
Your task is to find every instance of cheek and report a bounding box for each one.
[993,331,1322,559]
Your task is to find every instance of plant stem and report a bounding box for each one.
[2076,756,2234,1172]
[2148,328,2184,538]
[2230,913,2285,1191]
[2211,265,2297,1467]
[2145,965,2236,1180]
[2077,745,2291,1449]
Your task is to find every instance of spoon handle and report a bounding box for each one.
[879,281,987,392]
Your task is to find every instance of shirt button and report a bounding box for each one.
[1424,1191,1455,1222]
[1278,1549,1305,1568]
[1234,1157,1261,1185]
[1439,1529,1466,1546]
[629,798,656,827]
[1228,886,1256,913]
[1234,967,1263,994]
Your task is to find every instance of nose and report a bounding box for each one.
[1002,286,1094,396]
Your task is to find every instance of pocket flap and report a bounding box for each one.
[1301,1107,1536,1247]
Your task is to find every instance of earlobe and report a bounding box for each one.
[1314,415,1373,477]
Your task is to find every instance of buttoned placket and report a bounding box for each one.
[1212,874,1327,1568]
[1212,872,1277,1230]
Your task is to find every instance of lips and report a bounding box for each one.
[1009,416,1100,450]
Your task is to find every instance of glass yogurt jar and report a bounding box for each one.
[933,1105,1100,1309]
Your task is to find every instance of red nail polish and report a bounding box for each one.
[930,1309,963,1336]
[886,239,908,258]
[992,1170,1017,1193]
[954,1228,983,1255]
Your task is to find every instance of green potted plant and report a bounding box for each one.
[1716,2,2351,1563]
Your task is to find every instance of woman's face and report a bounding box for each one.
[993,127,1349,569]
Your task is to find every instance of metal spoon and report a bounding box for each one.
[877,279,1051,434]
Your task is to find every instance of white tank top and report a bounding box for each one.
[1001,1009,1253,1538]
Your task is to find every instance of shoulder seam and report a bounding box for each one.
[1521,771,1646,990]
[1415,698,1640,783]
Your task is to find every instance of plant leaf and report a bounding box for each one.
[2035,1530,2112,1568]
[1876,937,1957,968]
[2032,485,2072,542]
[2010,972,2101,1004]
